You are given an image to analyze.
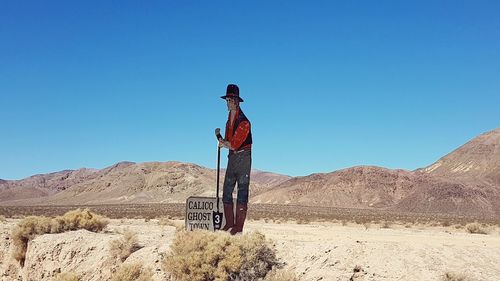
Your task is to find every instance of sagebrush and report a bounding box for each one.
[263,269,299,281]
[157,217,183,231]
[110,229,141,262]
[163,230,280,281]
[465,222,488,234]
[11,208,108,265]
[442,271,471,281]
[111,262,153,281]
[54,272,79,281]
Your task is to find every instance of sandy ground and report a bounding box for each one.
[1,219,500,281]
[245,221,500,281]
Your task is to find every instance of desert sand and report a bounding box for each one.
[1,218,499,281]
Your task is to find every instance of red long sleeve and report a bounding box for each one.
[230,121,250,150]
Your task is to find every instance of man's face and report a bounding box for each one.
[226,97,239,112]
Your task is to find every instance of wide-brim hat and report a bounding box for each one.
[220,84,244,102]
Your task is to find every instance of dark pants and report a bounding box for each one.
[222,150,252,204]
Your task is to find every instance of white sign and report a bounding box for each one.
[185,196,225,231]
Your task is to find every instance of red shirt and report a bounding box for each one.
[225,108,252,151]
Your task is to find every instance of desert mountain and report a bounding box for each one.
[420,128,500,186]
[0,162,290,205]
[0,168,98,202]
[1,128,499,218]
[251,128,500,218]
[252,166,417,208]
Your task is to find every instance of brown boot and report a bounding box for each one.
[230,203,247,235]
[221,203,234,231]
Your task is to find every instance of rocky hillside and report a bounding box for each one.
[1,128,499,218]
[0,162,290,205]
[251,166,417,208]
[420,128,500,186]
[0,168,99,202]
[251,128,500,218]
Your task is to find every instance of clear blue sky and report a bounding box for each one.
[1,1,499,180]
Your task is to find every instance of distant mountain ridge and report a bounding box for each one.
[252,128,500,218]
[0,161,290,206]
[1,128,499,218]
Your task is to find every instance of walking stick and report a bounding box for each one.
[213,134,224,230]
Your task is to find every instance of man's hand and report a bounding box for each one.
[218,140,232,149]
[215,128,231,148]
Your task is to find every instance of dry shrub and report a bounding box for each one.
[296,219,309,225]
[442,271,471,281]
[441,220,451,227]
[354,217,369,225]
[0,215,6,223]
[110,229,141,262]
[465,222,488,234]
[158,217,171,225]
[11,209,108,265]
[56,208,108,232]
[381,221,391,228]
[263,269,299,281]
[163,230,279,281]
[111,262,153,281]
[158,217,184,231]
[54,272,79,281]
[430,221,441,227]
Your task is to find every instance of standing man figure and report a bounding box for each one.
[215,84,252,235]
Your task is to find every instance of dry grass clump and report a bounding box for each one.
[0,215,6,223]
[55,208,109,232]
[465,222,489,234]
[54,272,79,281]
[111,262,153,281]
[163,230,279,281]
[442,271,471,281]
[157,217,171,225]
[381,221,392,228]
[263,269,299,281]
[110,229,142,262]
[296,218,310,224]
[441,220,452,227]
[11,209,108,265]
[158,217,184,231]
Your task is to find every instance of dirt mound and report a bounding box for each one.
[24,229,117,281]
